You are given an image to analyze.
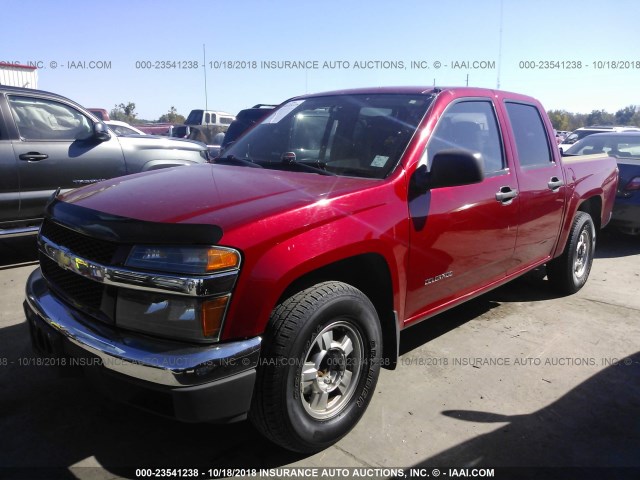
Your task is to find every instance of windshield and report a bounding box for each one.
[221,94,433,178]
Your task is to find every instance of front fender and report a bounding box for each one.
[221,199,409,340]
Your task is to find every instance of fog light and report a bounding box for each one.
[201,295,230,339]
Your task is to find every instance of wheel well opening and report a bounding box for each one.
[278,254,398,369]
[578,196,602,231]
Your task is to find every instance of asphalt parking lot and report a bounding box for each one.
[0,230,638,479]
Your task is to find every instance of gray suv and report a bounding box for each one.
[0,86,209,237]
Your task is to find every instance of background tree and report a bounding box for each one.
[586,109,615,126]
[615,105,637,125]
[109,102,137,124]
[158,106,185,124]
[547,110,572,131]
[568,113,588,131]
[546,107,640,131]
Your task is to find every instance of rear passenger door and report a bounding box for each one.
[503,102,565,272]
[8,95,126,221]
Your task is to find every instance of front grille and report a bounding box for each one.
[40,253,107,317]
[40,220,119,264]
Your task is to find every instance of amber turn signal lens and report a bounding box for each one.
[206,248,240,271]
[201,296,229,338]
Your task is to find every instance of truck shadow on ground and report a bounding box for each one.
[0,321,305,478]
[595,227,640,258]
[402,351,640,474]
[0,236,38,269]
[399,265,562,357]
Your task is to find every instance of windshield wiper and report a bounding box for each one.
[214,155,263,168]
[281,152,336,176]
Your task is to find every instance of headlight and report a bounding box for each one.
[118,245,240,342]
[125,245,240,274]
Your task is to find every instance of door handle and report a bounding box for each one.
[548,176,564,191]
[19,152,49,161]
[495,186,518,204]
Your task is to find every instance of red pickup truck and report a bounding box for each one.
[24,87,618,453]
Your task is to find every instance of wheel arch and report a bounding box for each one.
[276,253,399,370]
[554,192,603,259]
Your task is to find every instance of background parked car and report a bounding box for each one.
[558,125,640,153]
[135,123,174,135]
[170,125,225,157]
[221,104,278,149]
[184,109,235,146]
[564,131,640,235]
[105,120,146,136]
[0,86,209,237]
[87,108,110,121]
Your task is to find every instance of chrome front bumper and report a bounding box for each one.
[25,268,261,421]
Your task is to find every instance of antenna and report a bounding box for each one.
[203,44,208,111]
[497,0,503,89]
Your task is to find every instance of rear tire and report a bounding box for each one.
[249,281,382,453]
[546,211,596,294]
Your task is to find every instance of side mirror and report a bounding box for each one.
[412,149,484,191]
[93,122,111,142]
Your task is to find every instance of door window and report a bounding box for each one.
[426,100,505,174]
[8,96,93,141]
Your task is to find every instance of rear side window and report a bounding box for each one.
[505,102,552,167]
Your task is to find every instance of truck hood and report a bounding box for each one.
[59,164,381,233]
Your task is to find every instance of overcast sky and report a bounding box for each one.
[2,0,639,119]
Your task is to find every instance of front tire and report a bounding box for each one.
[547,211,596,294]
[249,281,382,453]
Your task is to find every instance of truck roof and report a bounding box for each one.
[289,86,539,104]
